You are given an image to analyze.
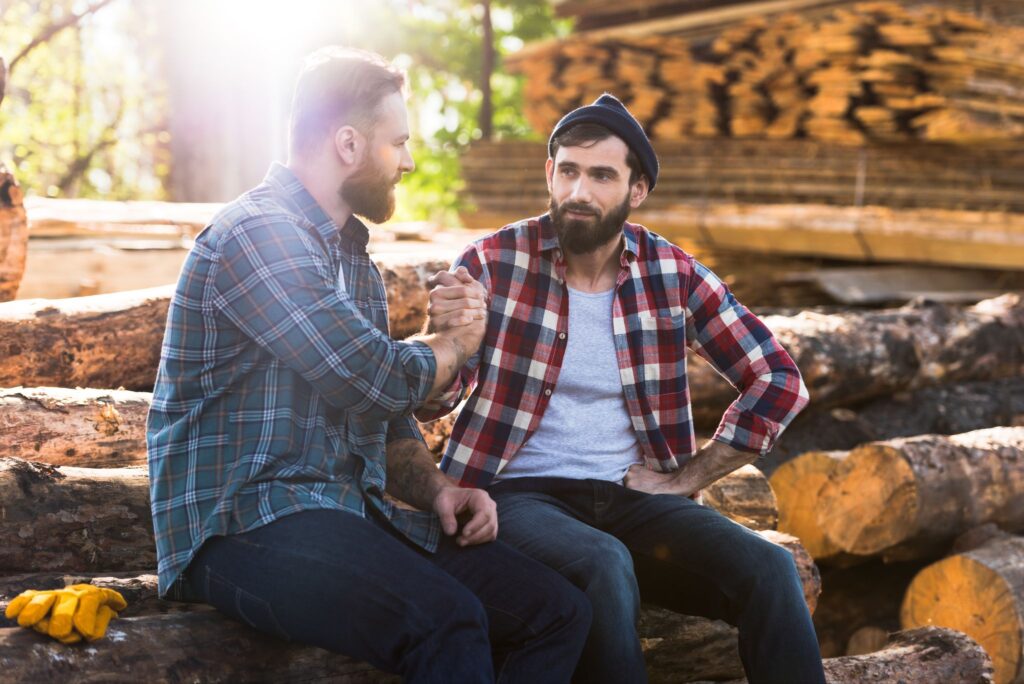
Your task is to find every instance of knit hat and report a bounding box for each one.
[548,93,659,191]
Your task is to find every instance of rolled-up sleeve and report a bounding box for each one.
[211,217,436,420]
[685,258,809,455]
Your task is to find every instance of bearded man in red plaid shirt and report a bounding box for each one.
[419,94,826,684]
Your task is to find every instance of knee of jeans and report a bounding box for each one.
[425,585,489,636]
[741,539,800,595]
[569,538,640,612]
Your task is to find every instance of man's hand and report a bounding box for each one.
[623,465,692,497]
[432,484,498,547]
[427,267,488,333]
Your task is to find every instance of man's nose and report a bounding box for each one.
[568,177,592,204]
[400,146,415,174]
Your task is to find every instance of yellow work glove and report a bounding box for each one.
[4,584,127,643]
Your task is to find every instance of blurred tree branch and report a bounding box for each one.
[7,0,118,77]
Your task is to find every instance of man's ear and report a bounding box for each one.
[629,176,650,208]
[545,157,554,194]
[333,125,364,167]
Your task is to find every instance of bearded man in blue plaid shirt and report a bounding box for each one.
[146,47,590,683]
[421,95,826,684]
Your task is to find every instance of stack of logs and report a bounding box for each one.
[0,257,1010,680]
[509,2,1024,145]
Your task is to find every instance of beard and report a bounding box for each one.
[340,155,400,224]
[549,192,632,255]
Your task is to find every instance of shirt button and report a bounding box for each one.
[544,388,552,396]
[558,332,566,340]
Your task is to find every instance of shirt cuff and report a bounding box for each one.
[712,403,779,457]
[397,340,438,409]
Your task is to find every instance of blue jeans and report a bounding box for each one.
[185,508,591,683]
[489,477,826,684]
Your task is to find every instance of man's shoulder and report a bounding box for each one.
[466,215,546,259]
[198,185,306,253]
[626,222,695,274]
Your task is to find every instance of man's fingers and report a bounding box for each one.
[432,309,486,330]
[427,270,461,288]
[428,297,486,317]
[436,498,459,536]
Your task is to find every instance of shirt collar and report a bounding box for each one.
[264,162,370,252]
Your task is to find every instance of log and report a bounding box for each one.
[691,295,1024,427]
[770,450,851,561]
[763,376,1024,475]
[0,534,815,684]
[0,458,812,598]
[901,534,1024,684]
[0,164,27,302]
[0,610,398,684]
[0,387,151,468]
[703,463,778,531]
[817,427,1024,560]
[0,459,154,573]
[0,258,449,390]
[718,627,994,684]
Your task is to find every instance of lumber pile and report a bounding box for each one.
[511,3,1024,146]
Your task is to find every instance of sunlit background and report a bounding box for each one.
[0,0,566,222]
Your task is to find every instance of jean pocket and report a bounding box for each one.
[204,567,291,642]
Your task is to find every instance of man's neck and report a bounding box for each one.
[563,234,623,293]
[287,161,353,229]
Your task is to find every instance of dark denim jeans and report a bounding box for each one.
[185,508,591,683]
[489,477,826,684]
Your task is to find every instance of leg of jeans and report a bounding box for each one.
[428,529,592,684]
[492,487,648,684]
[187,509,495,684]
[602,486,826,684]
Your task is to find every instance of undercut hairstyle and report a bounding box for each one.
[549,122,644,186]
[288,46,406,160]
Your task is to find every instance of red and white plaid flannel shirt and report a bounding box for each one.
[418,215,809,488]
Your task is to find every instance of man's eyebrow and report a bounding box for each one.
[588,165,620,177]
[556,160,579,169]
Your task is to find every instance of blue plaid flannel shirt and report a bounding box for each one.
[147,163,441,599]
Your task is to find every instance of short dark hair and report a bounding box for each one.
[549,123,644,186]
[289,47,405,159]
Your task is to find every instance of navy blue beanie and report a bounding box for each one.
[548,93,659,191]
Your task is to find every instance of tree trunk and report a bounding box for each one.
[703,463,778,531]
[691,295,1024,427]
[0,609,398,683]
[0,557,815,684]
[0,459,154,573]
[902,534,1024,684]
[0,387,151,467]
[763,375,1024,475]
[0,164,27,302]
[0,259,449,390]
[770,450,852,562]
[817,427,1024,559]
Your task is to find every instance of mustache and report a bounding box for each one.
[559,202,599,216]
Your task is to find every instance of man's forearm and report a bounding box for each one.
[673,440,757,495]
[417,332,474,400]
[385,437,452,511]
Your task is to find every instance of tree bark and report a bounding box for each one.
[0,163,27,302]
[691,295,1024,428]
[817,427,1024,560]
[0,258,449,390]
[703,463,778,531]
[0,387,150,467]
[0,459,154,573]
[902,534,1024,684]
[763,376,1024,475]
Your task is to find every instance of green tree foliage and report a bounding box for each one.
[386,0,569,223]
[0,0,168,200]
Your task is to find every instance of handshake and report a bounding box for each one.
[4,584,127,644]
[421,266,489,371]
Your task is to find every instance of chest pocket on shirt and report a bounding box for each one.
[636,312,687,404]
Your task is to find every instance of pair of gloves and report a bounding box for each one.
[4,584,127,644]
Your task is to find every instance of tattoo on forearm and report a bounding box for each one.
[386,439,441,510]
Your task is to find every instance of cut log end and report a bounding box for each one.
[770,450,846,559]
[901,539,1024,684]
[817,444,918,555]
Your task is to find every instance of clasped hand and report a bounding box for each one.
[432,485,498,547]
